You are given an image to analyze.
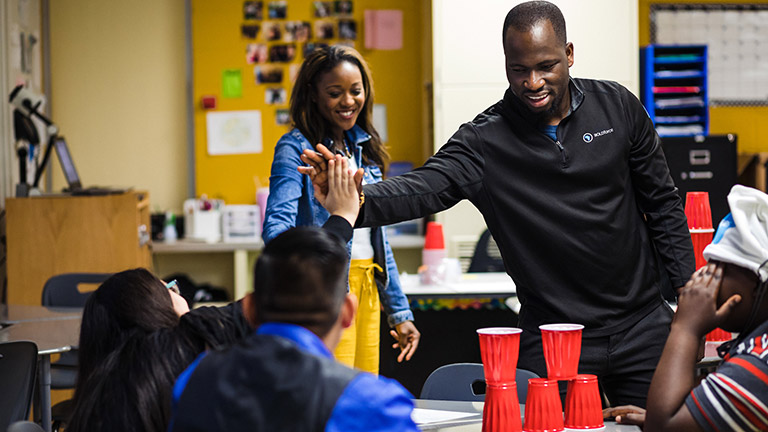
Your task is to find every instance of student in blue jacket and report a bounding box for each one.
[263,45,419,374]
[171,156,418,432]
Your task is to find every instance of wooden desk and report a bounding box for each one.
[5,191,151,305]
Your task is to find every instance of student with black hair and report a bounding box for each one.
[67,269,253,432]
[645,185,768,431]
[169,156,417,431]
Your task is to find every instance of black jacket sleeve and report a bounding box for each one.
[357,123,485,228]
[322,215,354,243]
[624,87,696,288]
[177,303,252,351]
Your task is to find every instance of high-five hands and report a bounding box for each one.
[323,154,363,225]
[298,144,362,204]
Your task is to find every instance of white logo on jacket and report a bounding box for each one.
[583,128,614,143]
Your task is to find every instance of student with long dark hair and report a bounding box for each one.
[66,268,253,432]
[263,45,419,374]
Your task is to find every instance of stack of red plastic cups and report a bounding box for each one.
[477,327,524,432]
[528,324,604,432]
[685,192,714,270]
[421,222,446,285]
[683,192,733,349]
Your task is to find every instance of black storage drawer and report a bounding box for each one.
[661,134,737,226]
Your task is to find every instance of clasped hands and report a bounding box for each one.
[298,144,363,205]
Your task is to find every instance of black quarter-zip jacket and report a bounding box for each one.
[359,78,695,337]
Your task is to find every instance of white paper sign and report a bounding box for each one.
[206,110,262,155]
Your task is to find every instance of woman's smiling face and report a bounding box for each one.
[314,60,365,140]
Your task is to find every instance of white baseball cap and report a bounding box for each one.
[703,185,768,282]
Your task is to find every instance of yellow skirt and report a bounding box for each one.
[333,258,382,375]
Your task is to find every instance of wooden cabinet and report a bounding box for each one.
[5,191,151,305]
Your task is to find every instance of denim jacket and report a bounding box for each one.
[263,125,414,327]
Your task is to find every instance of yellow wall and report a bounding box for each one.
[192,0,431,204]
[49,0,187,211]
[639,0,768,153]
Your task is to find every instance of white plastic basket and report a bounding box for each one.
[183,198,224,242]
[222,205,261,242]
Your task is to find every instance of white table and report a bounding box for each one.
[401,272,516,299]
[414,399,640,431]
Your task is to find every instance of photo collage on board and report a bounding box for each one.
[242,1,357,125]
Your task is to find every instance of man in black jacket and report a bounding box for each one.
[301,1,694,407]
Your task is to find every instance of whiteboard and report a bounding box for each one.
[652,4,768,105]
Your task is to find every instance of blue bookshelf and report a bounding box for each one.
[640,44,708,137]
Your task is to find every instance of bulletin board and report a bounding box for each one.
[650,3,768,106]
[190,0,431,205]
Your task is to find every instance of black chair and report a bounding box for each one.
[467,230,505,273]
[7,421,45,432]
[41,273,111,430]
[41,273,111,389]
[41,273,111,308]
[420,362,538,403]
[0,342,39,431]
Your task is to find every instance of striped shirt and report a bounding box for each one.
[685,321,768,431]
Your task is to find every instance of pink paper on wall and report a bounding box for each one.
[364,9,403,50]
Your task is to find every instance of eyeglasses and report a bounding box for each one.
[165,279,180,295]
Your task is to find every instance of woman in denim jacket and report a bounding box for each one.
[263,45,419,374]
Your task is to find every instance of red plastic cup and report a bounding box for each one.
[483,383,523,432]
[540,324,584,380]
[685,192,713,230]
[564,374,605,431]
[690,230,714,270]
[524,378,564,432]
[424,222,445,250]
[477,327,522,386]
[706,327,732,342]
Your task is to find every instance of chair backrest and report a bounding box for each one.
[467,230,505,273]
[0,342,38,431]
[421,363,485,401]
[420,363,539,402]
[7,421,45,432]
[41,273,112,307]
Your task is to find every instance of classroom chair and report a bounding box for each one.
[41,272,111,431]
[420,362,538,402]
[0,342,39,431]
[467,230,505,273]
[7,422,45,432]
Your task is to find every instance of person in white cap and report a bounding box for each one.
[645,184,768,431]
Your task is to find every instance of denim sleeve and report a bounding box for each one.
[263,136,304,243]
[325,373,418,432]
[381,229,414,327]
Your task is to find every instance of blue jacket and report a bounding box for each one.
[169,323,418,432]
[263,125,413,327]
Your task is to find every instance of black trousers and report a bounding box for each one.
[516,302,673,408]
